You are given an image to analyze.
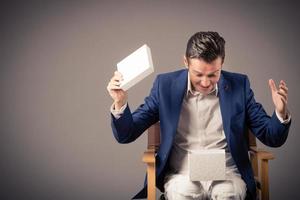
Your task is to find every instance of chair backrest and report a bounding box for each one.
[248,129,257,148]
[147,122,160,151]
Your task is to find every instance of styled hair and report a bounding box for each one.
[185,31,225,64]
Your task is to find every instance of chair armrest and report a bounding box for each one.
[143,148,156,163]
[249,146,275,160]
[249,146,274,200]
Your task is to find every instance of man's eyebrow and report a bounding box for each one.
[208,69,221,75]
[192,68,221,75]
[192,69,203,74]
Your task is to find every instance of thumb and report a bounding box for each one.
[268,79,277,93]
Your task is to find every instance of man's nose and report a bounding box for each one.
[201,77,210,87]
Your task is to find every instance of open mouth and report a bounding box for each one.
[199,85,210,89]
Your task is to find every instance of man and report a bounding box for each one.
[107,32,291,200]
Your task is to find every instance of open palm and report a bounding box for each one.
[268,79,288,119]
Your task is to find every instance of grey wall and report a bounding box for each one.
[1,0,299,199]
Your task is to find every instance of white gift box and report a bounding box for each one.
[117,44,154,91]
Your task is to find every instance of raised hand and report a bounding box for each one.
[268,79,288,119]
[107,71,128,110]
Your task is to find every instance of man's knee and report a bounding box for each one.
[210,180,245,200]
[164,175,206,199]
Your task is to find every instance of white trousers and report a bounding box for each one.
[164,174,247,200]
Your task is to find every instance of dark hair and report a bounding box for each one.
[185,31,225,64]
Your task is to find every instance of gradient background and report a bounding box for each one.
[1,0,299,199]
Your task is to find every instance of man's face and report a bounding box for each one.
[184,56,222,95]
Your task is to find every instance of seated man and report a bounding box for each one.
[107,31,291,200]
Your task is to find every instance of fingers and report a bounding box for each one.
[107,80,121,91]
[277,80,288,103]
[269,79,288,104]
[277,90,288,103]
[277,80,288,96]
[268,79,277,93]
[112,71,123,83]
[110,78,121,87]
[107,71,124,91]
[269,79,288,93]
[114,71,123,78]
[279,80,288,93]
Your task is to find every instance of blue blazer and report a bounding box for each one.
[111,69,290,199]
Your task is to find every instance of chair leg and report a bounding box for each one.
[260,159,269,200]
[147,162,156,200]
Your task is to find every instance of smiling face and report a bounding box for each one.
[184,56,222,95]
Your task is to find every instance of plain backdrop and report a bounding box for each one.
[1,0,299,199]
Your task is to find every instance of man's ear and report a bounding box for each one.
[183,55,188,69]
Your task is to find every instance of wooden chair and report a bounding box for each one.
[248,129,275,200]
[142,122,275,200]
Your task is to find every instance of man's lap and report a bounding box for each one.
[164,173,246,200]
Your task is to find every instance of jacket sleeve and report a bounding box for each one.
[111,76,160,144]
[245,76,291,147]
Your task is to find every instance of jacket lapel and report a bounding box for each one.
[218,71,233,145]
[170,69,188,137]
